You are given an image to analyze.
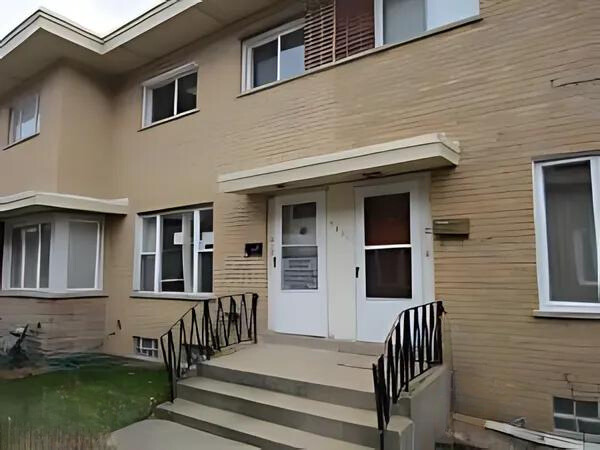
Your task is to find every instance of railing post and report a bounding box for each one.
[252,293,258,344]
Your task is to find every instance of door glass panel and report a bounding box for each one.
[281,202,318,290]
[544,162,598,302]
[364,193,410,245]
[366,248,412,298]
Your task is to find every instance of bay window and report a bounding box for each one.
[1,214,103,292]
[135,206,213,295]
[534,157,600,312]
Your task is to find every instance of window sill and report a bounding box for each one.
[3,132,40,151]
[138,108,199,131]
[0,290,107,299]
[130,291,215,302]
[533,309,600,320]
[238,15,481,98]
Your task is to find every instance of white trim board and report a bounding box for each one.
[0,191,128,216]
[218,133,460,194]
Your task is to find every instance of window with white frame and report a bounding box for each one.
[142,64,198,127]
[534,157,600,311]
[133,336,159,358]
[136,206,213,294]
[8,93,40,145]
[242,20,305,91]
[554,397,600,437]
[2,213,103,292]
[375,0,479,46]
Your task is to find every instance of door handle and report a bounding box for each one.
[273,256,277,268]
[355,266,360,278]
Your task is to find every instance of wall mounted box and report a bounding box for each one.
[433,218,470,236]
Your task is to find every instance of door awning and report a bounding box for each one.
[218,133,460,194]
[0,191,128,218]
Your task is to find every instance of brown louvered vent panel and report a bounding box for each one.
[335,0,375,61]
[305,0,335,70]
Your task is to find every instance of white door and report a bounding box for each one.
[269,191,328,337]
[355,179,431,342]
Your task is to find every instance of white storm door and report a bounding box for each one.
[355,180,428,342]
[269,191,328,337]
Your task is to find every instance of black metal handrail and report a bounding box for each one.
[372,301,445,449]
[160,292,258,401]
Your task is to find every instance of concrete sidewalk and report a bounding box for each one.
[111,419,257,449]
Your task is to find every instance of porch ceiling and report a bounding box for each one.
[217,133,461,194]
[0,191,128,218]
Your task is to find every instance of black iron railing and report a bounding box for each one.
[160,293,258,401]
[372,301,444,449]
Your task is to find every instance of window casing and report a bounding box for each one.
[554,397,600,440]
[1,213,103,292]
[133,336,159,359]
[134,206,213,295]
[8,93,40,145]
[534,157,600,312]
[242,19,305,91]
[142,64,198,127]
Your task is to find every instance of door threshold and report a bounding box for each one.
[262,331,382,356]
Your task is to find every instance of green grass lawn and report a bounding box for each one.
[0,356,169,434]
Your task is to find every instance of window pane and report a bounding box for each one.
[280,28,304,80]
[200,209,214,250]
[11,228,22,288]
[282,246,318,290]
[426,0,479,30]
[198,252,213,293]
[23,227,39,289]
[161,216,183,291]
[67,222,99,289]
[9,109,20,143]
[177,73,197,114]
[555,416,577,432]
[142,217,156,253]
[20,95,38,139]
[282,203,317,245]
[578,419,600,435]
[554,397,575,415]
[366,248,411,298]
[384,0,426,44]
[253,39,278,88]
[577,401,599,418]
[39,223,51,289]
[141,254,155,291]
[151,81,175,123]
[365,193,410,246]
[544,162,598,302]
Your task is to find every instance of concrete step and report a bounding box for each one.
[198,360,375,410]
[177,377,412,448]
[156,398,374,450]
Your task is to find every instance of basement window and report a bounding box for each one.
[134,336,159,358]
[8,93,40,145]
[534,157,600,312]
[135,206,213,295]
[2,213,103,292]
[242,19,305,91]
[142,63,198,127]
[554,397,600,437]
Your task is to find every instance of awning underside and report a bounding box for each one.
[218,133,461,194]
[0,191,128,218]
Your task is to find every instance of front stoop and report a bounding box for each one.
[156,343,416,449]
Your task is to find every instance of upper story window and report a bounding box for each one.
[534,157,600,313]
[8,93,40,145]
[375,0,479,46]
[134,206,213,295]
[142,63,198,127]
[2,213,103,292]
[242,20,305,91]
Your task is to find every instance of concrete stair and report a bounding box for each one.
[156,344,414,449]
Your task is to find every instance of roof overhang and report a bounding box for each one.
[0,0,284,97]
[0,191,129,218]
[218,133,461,194]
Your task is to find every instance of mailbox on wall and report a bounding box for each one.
[432,218,470,237]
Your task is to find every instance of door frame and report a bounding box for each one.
[267,190,328,337]
[354,174,433,342]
